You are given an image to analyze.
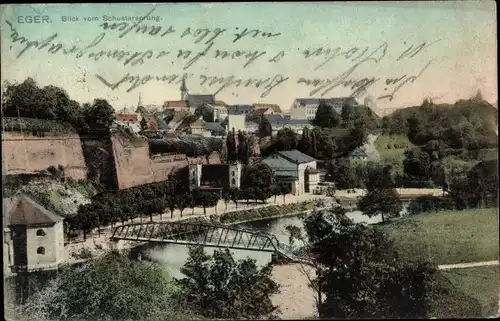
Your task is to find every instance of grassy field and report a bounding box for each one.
[442,265,500,317]
[375,134,410,159]
[377,208,499,265]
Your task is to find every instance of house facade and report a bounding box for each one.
[3,195,65,273]
[188,162,243,191]
[262,150,319,195]
[290,97,359,120]
[264,115,313,135]
[115,113,142,133]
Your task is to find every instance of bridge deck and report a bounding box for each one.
[110,222,294,257]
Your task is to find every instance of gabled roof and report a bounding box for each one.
[278,150,316,164]
[262,157,298,179]
[3,195,63,228]
[253,103,282,113]
[294,97,359,107]
[227,105,254,114]
[164,100,189,108]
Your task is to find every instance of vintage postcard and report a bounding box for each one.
[2,2,498,321]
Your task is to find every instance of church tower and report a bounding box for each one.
[137,93,143,107]
[180,77,189,101]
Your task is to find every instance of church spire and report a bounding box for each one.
[138,93,143,107]
[180,76,189,101]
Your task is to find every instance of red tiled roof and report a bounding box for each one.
[116,114,138,122]
[164,100,189,108]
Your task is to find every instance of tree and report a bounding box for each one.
[313,103,340,128]
[15,251,195,321]
[274,128,298,151]
[176,194,190,217]
[222,191,231,212]
[334,159,360,189]
[258,117,273,137]
[165,196,177,219]
[404,147,432,182]
[175,246,280,319]
[241,163,277,203]
[358,188,402,222]
[237,130,251,165]
[83,99,115,131]
[226,130,237,162]
[340,104,354,128]
[288,207,435,319]
[297,127,313,156]
[229,187,239,209]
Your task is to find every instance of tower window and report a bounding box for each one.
[37,247,45,255]
[36,229,46,236]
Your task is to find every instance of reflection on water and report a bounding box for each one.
[142,208,407,278]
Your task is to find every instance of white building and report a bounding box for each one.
[3,195,65,273]
[224,114,246,133]
[290,97,360,120]
[262,150,319,195]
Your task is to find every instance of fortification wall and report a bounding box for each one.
[2,132,87,179]
[111,135,221,189]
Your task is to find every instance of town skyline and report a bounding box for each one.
[1,2,497,113]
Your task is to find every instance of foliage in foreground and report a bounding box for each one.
[10,251,196,321]
[174,246,281,320]
[287,207,484,318]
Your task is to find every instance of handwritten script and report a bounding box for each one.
[5,7,442,100]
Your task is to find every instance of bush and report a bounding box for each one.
[218,201,314,224]
[408,196,456,215]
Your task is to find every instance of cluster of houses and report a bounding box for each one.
[114,79,362,138]
[3,79,379,275]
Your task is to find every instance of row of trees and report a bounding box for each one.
[260,125,367,160]
[313,102,379,132]
[226,128,253,164]
[148,136,224,157]
[66,163,293,239]
[2,78,116,133]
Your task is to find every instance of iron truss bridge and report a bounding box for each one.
[110,222,301,261]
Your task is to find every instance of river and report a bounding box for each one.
[133,208,405,278]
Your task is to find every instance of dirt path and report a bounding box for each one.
[437,260,499,270]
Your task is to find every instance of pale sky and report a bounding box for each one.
[1,2,497,112]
